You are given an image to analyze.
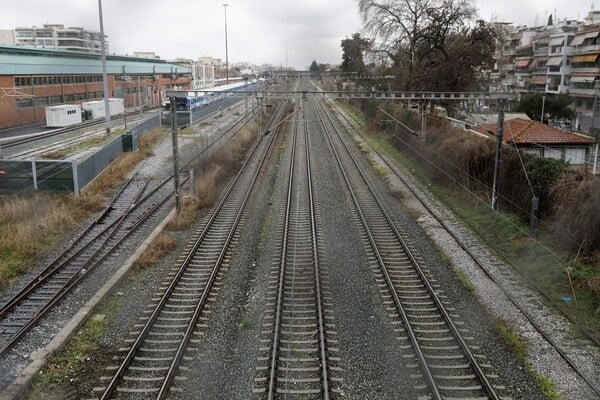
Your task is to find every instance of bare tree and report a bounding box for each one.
[358,0,476,89]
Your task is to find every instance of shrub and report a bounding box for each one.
[549,172,600,254]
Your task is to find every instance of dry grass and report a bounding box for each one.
[0,193,80,287]
[167,123,258,231]
[0,128,166,290]
[133,232,176,269]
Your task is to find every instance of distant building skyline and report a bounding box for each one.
[0,24,106,53]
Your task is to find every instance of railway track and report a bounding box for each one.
[313,97,505,399]
[0,112,149,154]
[92,102,288,399]
[254,100,340,398]
[0,174,174,356]
[328,99,600,397]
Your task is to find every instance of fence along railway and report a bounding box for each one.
[92,102,288,399]
[254,98,339,397]
[312,94,506,399]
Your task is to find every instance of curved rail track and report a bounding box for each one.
[93,102,288,399]
[328,98,600,397]
[0,174,174,356]
[312,97,505,400]
[254,100,339,398]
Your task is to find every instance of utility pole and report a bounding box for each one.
[540,95,546,124]
[223,3,229,85]
[169,97,181,213]
[491,100,505,211]
[98,0,111,135]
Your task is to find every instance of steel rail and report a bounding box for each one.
[99,101,289,400]
[267,99,330,398]
[0,174,137,320]
[305,102,331,399]
[0,176,175,356]
[332,102,600,397]
[315,98,501,400]
[0,112,148,150]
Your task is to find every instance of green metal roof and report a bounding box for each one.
[0,45,191,75]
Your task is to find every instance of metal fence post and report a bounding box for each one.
[170,96,181,213]
[31,160,38,190]
[72,159,80,195]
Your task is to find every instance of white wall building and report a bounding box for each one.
[0,24,105,53]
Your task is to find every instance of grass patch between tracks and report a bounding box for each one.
[133,232,176,270]
[166,122,259,231]
[28,296,124,399]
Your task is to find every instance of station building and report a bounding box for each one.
[0,45,192,129]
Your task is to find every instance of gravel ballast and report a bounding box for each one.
[5,93,597,399]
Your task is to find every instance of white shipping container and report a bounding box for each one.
[83,98,124,119]
[45,105,82,127]
[109,98,124,116]
[82,100,106,119]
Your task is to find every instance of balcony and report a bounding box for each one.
[576,44,600,53]
[569,87,596,97]
[571,67,600,74]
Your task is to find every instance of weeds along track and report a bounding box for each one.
[254,100,340,398]
[313,98,506,400]
[0,174,174,356]
[329,100,600,398]
[92,102,288,400]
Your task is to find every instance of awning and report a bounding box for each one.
[531,75,547,85]
[515,59,530,67]
[549,37,565,46]
[546,57,563,66]
[570,76,595,83]
[572,54,599,63]
[571,31,600,46]
[535,37,549,45]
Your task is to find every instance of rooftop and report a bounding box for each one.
[0,45,191,75]
[472,118,596,145]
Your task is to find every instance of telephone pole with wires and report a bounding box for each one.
[491,100,505,211]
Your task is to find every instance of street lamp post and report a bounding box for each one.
[540,95,546,124]
[98,0,111,135]
[223,3,229,85]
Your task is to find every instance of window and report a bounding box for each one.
[16,98,34,109]
[565,148,586,164]
[16,77,32,87]
[586,100,594,110]
[545,148,563,160]
[523,148,542,157]
[50,95,62,104]
[35,97,48,107]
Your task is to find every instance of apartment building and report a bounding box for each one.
[491,21,579,95]
[0,24,105,53]
[569,27,600,125]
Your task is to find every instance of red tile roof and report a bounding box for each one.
[472,118,596,145]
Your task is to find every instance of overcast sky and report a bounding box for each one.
[2,0,596,70]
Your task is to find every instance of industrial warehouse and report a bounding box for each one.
[0,45,192,129]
